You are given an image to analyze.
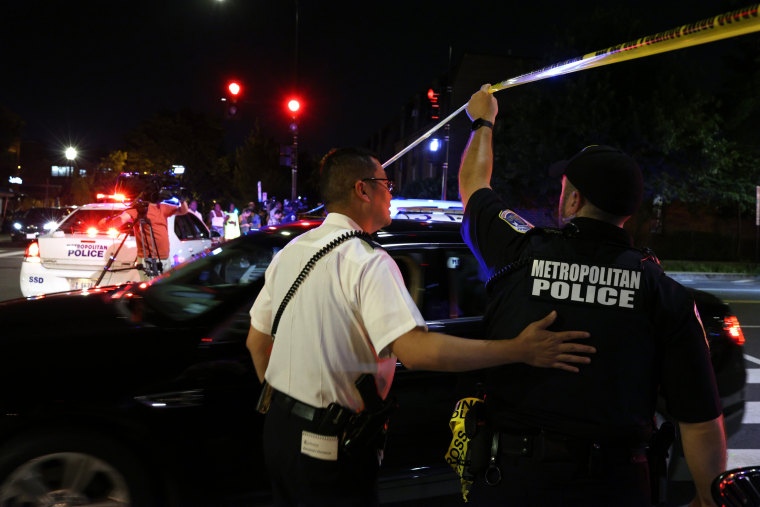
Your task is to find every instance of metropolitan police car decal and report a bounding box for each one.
[528,258,642,310]
[66,242,107,258]
[498,210,533,233]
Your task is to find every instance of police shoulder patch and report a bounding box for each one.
[498,209,534,233]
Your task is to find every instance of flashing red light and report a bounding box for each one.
[427,88,437,101]
[724,315,745,346]
[228,82,241,96]
[287,98,301,113]
[24,241,40,258]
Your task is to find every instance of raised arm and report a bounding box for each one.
[459,84,498,208]
[390,311,594,373]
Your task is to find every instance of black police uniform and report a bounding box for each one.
[462,188,722,506]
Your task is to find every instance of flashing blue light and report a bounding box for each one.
[429,138,440,152]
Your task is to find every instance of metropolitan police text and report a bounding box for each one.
[530,258,641,309]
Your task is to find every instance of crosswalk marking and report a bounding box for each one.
[728,449,760,468]
[744,402,760,425]
[749,368,760,383]
[746,356,760,366]
[0,250,23,258]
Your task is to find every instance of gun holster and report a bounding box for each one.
[340,374,397,457]
[647,421,675,505]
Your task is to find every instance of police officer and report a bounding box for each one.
[246,147,595,506]
[458,85,726,506]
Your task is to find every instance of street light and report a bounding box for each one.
[65,147,77,163]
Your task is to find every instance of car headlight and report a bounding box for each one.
[13,223,21,230]
[43,221,57,230]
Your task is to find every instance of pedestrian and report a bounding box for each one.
[457,84,726,506]
[224,203,241,240]
[208,202,225,238]
[246,147,595,506]
[188,199,203,222]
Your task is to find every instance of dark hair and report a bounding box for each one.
[319,147,379,206]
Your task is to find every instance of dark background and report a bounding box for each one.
[1,0,736,159]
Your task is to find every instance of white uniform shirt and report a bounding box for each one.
[250,212,426,411]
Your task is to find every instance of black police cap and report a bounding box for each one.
[549,145,643,216]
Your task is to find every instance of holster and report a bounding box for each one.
[647,421,675,505]
[340,374,397,457]
[255,381,274,414]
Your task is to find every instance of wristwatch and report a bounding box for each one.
[471,118,494,131]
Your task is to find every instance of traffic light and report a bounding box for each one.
[224,81,242,119]
[427,88,440,120]
[286,97,301,118]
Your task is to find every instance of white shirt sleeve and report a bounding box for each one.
[358,251,427,357]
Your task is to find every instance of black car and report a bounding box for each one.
[9,207,75,243]
[0,218,746,505]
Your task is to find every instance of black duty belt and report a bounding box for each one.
[272,390,325,423]
[496,430,647,465]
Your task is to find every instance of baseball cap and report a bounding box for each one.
[549,145,643,216]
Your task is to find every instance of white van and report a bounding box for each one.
[20,202,212,297]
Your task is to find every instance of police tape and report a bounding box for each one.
[445,396,484,502]
[382,3,760,168]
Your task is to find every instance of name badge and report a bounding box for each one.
[301,430,338,461]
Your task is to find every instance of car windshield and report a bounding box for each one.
[23,208,60,222]
[140,236,284,322]
[57,209,125,235]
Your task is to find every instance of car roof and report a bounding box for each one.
[76,202,130,211]
[250,217,464,246]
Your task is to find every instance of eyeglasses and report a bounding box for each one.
[361,178,395,193]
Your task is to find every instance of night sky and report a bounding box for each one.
[2,0,749,165]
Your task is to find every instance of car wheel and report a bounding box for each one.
[0,431,156,506]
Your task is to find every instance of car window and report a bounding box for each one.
[57,209,123,234]
[185,213,209,239]
[174,214,210,241]
[142,240,279,321]
[390,246,487,321]
[174,215,192,240]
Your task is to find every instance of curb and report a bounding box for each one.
[666,272,760,282]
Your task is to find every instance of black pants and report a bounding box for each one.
[263,396,379,507]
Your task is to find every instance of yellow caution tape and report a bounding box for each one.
[445,397,484,502]
[383,4,760,169]
[490,4,760,92]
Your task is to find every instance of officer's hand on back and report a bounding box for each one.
[512,311,594,373]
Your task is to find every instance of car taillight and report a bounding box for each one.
[24,241,40,259]
[723,315,745,346]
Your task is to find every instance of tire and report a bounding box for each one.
[0,430,159,506]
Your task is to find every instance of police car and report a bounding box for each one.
[19,201,212,297]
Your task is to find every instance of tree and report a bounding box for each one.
[232,125,288,204]
[124,110,225,202]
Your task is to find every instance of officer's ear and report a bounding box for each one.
[353,180,370,202]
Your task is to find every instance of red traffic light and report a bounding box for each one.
[228,82,241,97]
[287,98,301,113]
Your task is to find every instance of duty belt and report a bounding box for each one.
[494,430,647,464]
[272,390,325,422]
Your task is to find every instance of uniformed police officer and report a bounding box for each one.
[246,147,596,506]
[458,85,727,507]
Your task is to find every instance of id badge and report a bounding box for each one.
[301,430,339,461]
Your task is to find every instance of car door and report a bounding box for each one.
[170,214,211,265]
[380,243,488,475]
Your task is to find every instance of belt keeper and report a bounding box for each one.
[485,433,502,486]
